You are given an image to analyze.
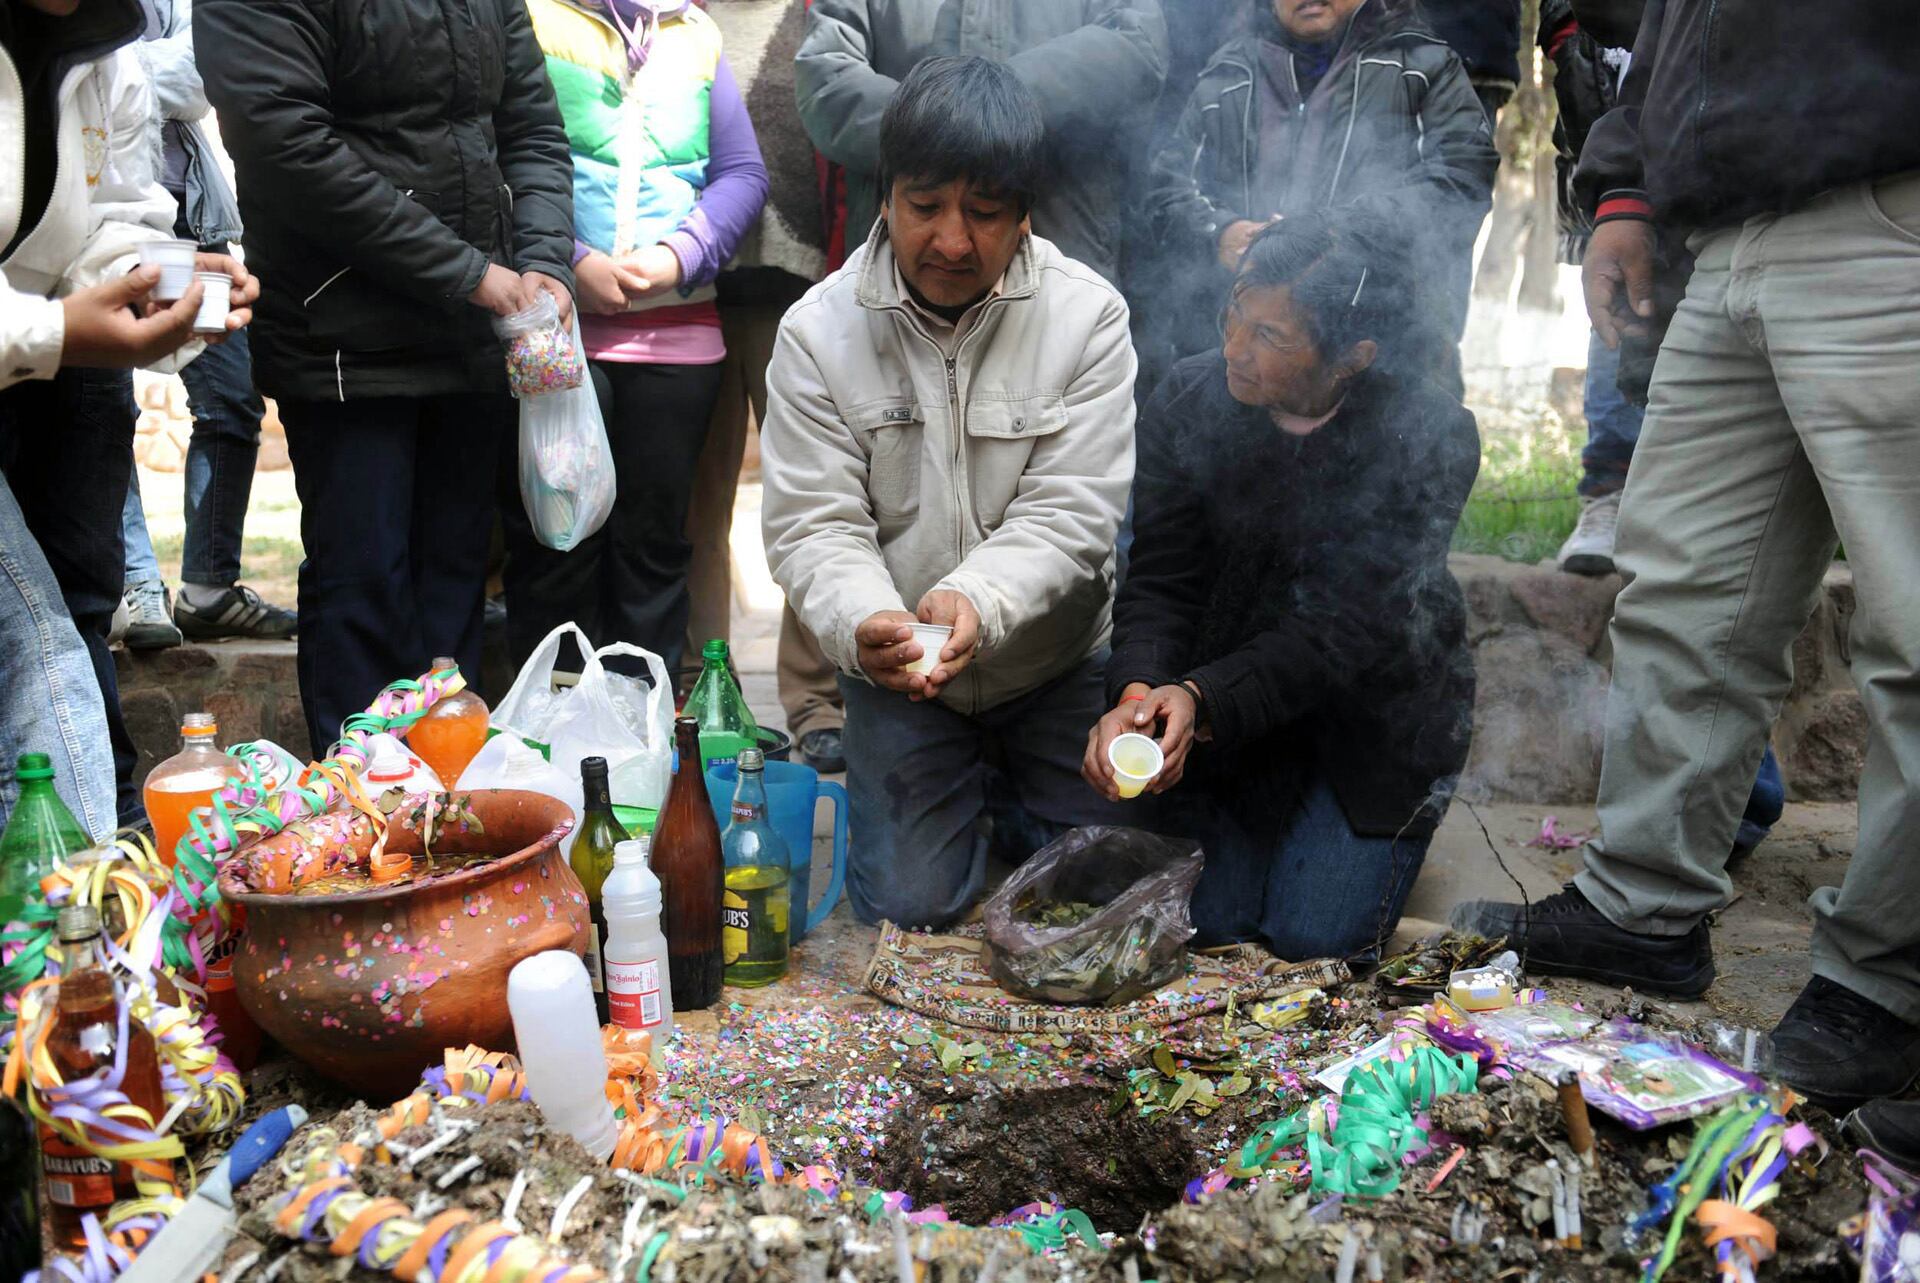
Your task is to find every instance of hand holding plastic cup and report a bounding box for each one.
[1107,732,1165,799]
[135,239,198,301]
[904,623,953,677]
[191,271,231,334]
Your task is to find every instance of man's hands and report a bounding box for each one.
[1582,219,1656,349]
[854,610,924,693]
[575,252,651,315]
[62,267,200,367]
[854,589,982,701]
[468,262,526,316]
[1217,217,1278,271]
[1083,681,1198,801]
[191,252,258,337]
[522,270,574,325]
[468,263,577,323]
[914,589,980,701]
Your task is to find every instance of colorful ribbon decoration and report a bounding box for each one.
[1196,1043,1479,1202]
[1630,1093,1820,1283]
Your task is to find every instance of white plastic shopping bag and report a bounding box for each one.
[517,311,615,551]
[457,731,587,855]
[489,623,674,810]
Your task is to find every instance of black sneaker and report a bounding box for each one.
[122,580,183,650]
[799,727,846,774]
[1449,883,1716,998]
[174,584,297,641]
[1771,976,1920,1111]
[1844,1098,1920,1174]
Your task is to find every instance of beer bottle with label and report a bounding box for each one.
[41,905,171,1247]
[720,749,789,988]
[570,756,629,1024]
[650,718,723,1007]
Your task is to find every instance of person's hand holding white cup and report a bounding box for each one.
[855,609,927,695]
[913,589,980,702]
[135,239,197,301]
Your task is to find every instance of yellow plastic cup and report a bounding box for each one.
[1108,732,1164,799]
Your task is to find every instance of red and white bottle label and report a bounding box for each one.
[607,957,664,1030]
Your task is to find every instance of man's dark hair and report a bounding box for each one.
[878,56,1045,216]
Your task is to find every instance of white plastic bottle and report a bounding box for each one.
[360,732,443,797]
[602,838,673,1066]
[507,951,617,1160]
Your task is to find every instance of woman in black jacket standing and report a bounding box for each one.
[1086,212,1478,962]
[196,0,576,750]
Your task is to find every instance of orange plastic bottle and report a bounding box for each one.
[407,658,489,791]
[142,712,234,868]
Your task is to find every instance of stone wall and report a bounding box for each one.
[1453,554,1865,803]
[115,557,1867,804]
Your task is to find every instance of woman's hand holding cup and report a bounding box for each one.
[1083,682,1197,800]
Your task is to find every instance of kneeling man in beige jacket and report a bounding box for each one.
[761,54,1143,930]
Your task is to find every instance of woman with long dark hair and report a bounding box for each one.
[1087,212,1479,961]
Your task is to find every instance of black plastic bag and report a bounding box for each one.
[981,826,1203,1006]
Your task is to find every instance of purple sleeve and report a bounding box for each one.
[662,55,770,287]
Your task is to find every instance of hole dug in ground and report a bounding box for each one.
[867,1082,1200,1232]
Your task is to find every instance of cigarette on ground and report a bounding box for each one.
[547,1174,595,1244]
[1559,1078,1595,1165]
[1335,1226,1361,1283]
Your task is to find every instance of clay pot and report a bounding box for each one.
[218,790,585,1099]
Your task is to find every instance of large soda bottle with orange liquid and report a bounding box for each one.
[408,658,489,791]
[142,713,234,868]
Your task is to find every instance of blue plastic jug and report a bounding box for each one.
[706,758,847,942]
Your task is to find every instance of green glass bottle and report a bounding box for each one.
[720,749,789,988]
[0,753,91,927]
[682,639,760,770]
[570,756,630,1025]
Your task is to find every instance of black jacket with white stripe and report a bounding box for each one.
[1140,0,1494,368]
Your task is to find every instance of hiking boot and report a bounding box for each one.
[174,583,296,641]
[1771,976,1920,1111]
[799,727,846,774]
[1449,883,1715,998]
[122,580,183,650]
[1557,491,1620,576]
[1844,1098,1920,1175]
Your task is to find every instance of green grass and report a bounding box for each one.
[1453,403,1583,564]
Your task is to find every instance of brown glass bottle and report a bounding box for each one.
[650,718,724,1008]
[41,905,172,1247]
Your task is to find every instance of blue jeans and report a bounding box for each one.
[1738,744,1786,853]
[1580,328,1644,497]
[838,661,1141,928]
[0,397,119,840]
[1173,773,1429,963]
[121,317,265,588]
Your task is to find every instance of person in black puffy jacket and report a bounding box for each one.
[195,0,576,750]
[1140,0,1495,392]
[1086,212,1478,963]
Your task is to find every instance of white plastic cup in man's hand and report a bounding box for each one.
[135,239,198,301]
[191,271,231,334]
[904,623,953,677]
[1108,732,1165,799]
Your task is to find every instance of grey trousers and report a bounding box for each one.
[1575,172,1920,1021]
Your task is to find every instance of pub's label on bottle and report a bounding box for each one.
[730,802,755,822]
[722,890,750,964]
[41,1132,112,1210]
[607,957,664,1030]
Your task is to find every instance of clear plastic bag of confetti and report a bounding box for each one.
[494,289,585,397]
[981,825,1202,1006]
[515,311,614,551]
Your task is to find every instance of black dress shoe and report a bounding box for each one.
[1772,976,1920,1111]
[799,727,846,774]
[1449,883,1715,998]
[1844,1098,1920,1174]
